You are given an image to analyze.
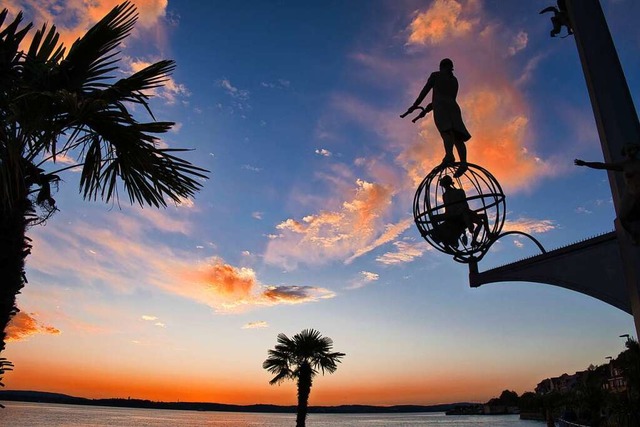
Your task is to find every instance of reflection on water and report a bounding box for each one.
[0,402,545,427]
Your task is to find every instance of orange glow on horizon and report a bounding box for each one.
[5,359,537,406]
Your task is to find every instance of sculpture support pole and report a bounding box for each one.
[566,0,640,336]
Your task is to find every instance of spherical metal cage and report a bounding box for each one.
[413,163,506,263]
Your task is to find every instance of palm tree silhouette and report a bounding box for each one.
[0,1,207,362]
[263,329,345,427]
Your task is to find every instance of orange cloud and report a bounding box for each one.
[189,261,256,299]
[170,258,336,312]
[503,217,557,234]
[407,0,479,45]
[395,79,556,194]
[338,2,562,197]
[346,219,412,263]
[5,312,61,342]
[28,210,335,314]
[182,260,335,310]
[265,179,409,269]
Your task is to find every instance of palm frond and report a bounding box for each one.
[26,23,65,64]
[2,2,209,212]
[263,329,345,388]
[101,59,177,119]
[77,115,207,207]
[0,9,32,74]
[60,1,138,91]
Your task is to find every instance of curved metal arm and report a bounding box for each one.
[492,231,546,254]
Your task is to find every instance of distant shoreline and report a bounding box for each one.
[0,390,470,414]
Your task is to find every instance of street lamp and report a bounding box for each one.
[619,334,630,345]
[605,356,613,379]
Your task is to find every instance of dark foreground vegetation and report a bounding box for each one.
[519,338,640,427]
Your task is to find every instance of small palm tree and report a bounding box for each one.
[0,1,207,360]
[263,329,345,427]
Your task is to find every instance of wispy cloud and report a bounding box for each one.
[167,258,336,312]
[508,31,528,56]
[6,312,61,342]
[376,240,430,265]
[361,271,379,282]
[347,271,380,290]
[345,219,412,264]
[261,286,335,305]
[265,179,408,269]
[218,79,250,100]
[216,78,252,113]
[28,210,335,314]
[261,79,290,89]
[140,315,165,327]
[503,218,557,234]
[242,321,269,329]
[242,164,262,172]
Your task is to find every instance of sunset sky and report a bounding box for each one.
[3,0,640,406]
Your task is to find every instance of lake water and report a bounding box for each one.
[0,402,546,426]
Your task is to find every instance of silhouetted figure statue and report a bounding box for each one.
[401,58,471,178]
[430,175,489,248]
[575,143,640,244]
[540,0,573,38]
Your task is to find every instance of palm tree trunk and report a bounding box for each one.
[0,197,30,354]
[296,363,313,427]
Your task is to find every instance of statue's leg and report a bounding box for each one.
[470,213,491,247]
[454,137,467,164]
[450,132,467,177]
[440,131,455,164]
[453,144,468,178]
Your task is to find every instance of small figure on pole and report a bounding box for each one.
[575,143,640,243]
[401,58,472,178]
[539,0,573,38]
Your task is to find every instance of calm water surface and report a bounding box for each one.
[0,402,546,426]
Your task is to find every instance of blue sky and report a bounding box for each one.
[3,0,640,406]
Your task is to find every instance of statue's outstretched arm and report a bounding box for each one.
[401,76,434,118]
[412,77,434,108]
[574,159,623,171]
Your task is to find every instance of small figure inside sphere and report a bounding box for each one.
[430,175,489,248]
[401,58,472,178]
